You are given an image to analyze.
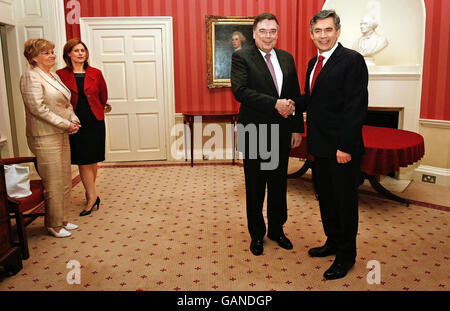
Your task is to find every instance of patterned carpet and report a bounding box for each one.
[0,163,448,291]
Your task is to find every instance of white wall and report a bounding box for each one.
[1,0,67,156]
[0,0,14,158]
[324,0,425,66]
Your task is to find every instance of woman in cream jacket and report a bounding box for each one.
[20,38,80,238]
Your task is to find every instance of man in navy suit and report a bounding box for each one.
[304,10,368,280]
[231,13,304,256]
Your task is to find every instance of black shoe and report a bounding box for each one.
[79,197,100,217]
[250,239,264,256]
[268,233,293,250]
[308,244,337,257]
[323,260,355,280]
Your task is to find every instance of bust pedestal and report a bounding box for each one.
[364,57,375,66]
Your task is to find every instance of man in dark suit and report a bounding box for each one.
[231,13,304,256]
[304,10,368,279]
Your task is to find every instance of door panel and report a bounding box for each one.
[91,28,166,161]
[106,114,130,152]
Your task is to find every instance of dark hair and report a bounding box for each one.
[62,38,89,69]
[310,10,341,33]
[253,12,279,30]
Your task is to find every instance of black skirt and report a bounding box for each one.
[69,73,106,165]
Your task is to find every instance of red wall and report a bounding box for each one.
[64,0,323,113]
[64,0,449,121]
[421,0,450,120]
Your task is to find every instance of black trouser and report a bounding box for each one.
[313,154,362,264]
[242,130,291,241]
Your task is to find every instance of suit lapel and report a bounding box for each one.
[34,67,71,100]
[305,56,316,95]
[64,69,78,95]
[311,43,344,92]
[251,46,278,97]
[275,49,288,97]
[84,66,95,92]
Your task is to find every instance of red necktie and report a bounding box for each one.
[265,53,279,95]
[310,55,324,91]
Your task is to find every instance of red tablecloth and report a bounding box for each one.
[361,125,425,175]
[290,125,425,176]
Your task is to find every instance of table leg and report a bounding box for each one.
[183,120,187,162]
[231,119,235,165]
[287,159,311,179]
[364,173,410,207]
[288,159,318,200]
[189,117,194,167]
[1,247,23,276]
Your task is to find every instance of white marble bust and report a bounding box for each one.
[353,15,388,58]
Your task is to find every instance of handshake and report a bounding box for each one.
[275,99,295,118]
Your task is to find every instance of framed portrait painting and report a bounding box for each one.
[206,15,255,88]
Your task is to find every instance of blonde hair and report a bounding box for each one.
[23,38,55,66]
[232,31,246,43]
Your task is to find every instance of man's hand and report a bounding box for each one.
[336,150,351,164]
[291,133,302,148]
[288,99,296,116]
[275,99,295,118]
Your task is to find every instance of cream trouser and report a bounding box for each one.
[27,133,71,228]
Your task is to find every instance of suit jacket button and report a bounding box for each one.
[87,95,91,98]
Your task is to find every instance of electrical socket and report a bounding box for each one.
[203,154,209,160]
[421,174,436,184]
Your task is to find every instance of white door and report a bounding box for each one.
[0,29,13,157]
[90,28,167,161]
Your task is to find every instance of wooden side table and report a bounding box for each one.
[182,112,238,167]
[0,164,23,276]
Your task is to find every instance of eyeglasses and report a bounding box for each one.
[257,29,278,36]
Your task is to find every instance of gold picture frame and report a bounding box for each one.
[206,15,255,88]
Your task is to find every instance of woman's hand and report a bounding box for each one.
[104,104,112,113]
[68,121,81,135]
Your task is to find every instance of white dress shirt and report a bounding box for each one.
[259,48,283,97]
[309,42,339,90]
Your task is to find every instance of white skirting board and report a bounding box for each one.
[414,165,450,187]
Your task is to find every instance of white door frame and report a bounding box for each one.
[80,17,176,161]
